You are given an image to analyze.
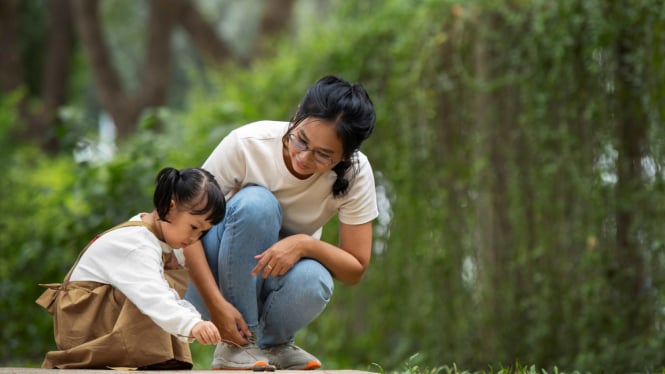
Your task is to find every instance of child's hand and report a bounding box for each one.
[191,321,221,345]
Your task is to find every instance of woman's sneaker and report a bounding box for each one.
[211,338,270,370]
[264,343,321,370]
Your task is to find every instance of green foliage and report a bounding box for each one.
[374,354,592,374]
[0,147,86,363]
[4,0,665,372]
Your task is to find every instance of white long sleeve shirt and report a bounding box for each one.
[69,214,201,339]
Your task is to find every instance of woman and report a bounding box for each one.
[184,75,377,370]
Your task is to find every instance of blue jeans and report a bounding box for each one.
[185,185,334,348]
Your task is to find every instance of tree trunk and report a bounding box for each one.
[612,2,651,340]
[72,0,178,137]
[136,0,177,110]
[0,0,22,93]
[250,0,296,60]
[25,0,74,150]
[72,0,126,128]
[1,0,74,152]
[175,0,234,64]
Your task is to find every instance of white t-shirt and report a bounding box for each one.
[203,121,379,237]
[69,214,201,339]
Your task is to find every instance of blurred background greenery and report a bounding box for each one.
[2,0,665,372]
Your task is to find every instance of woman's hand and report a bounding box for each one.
[183,241,251,345]
[252,234,309,278]
[210,299,251,346]
[251,222,373,285]
[190,320,221,345]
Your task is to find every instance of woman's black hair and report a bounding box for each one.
[282,75,376,197]
[153,167,226,225]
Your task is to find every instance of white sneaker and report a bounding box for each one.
[211,339,269,370]
[264,343,321,370]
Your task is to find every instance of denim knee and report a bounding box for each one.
[227,185,282,228]
[259,259,334,345]
[289,259,334,306]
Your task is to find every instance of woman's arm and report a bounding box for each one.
[253,221,373,286]
[184,241,251,345]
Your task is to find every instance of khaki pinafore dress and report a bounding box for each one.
[36,221,193,370]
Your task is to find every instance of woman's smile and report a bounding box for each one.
[294,153,313,172]
[283,118,343,179]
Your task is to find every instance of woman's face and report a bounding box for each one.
[284,118,344,179]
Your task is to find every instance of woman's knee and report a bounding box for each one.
[227,185,282,227]
[290,260,334,304]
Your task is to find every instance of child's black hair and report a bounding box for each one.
[153,167,226,225]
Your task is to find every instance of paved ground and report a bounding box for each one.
[1,369,373,374]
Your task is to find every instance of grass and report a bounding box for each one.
[371,354,591,374]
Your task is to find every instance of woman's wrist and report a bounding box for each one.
[206,294,231,314]
[295,233,316,258]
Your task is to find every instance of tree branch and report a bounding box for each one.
[72,0,124,106]
[175,0,234,64]
[0,0,22,92]
[251,0,296,60]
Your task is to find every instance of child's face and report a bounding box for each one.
[162,203,213,249]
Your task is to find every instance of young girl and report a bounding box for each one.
[39,167,226,370]
[184,75,377,370]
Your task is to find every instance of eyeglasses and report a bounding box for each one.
[288,133,337,166]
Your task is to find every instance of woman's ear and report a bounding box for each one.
[170,199,176,209]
